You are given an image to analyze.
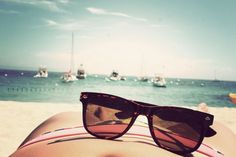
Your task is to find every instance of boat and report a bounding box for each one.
[76,64,86,79]
[229,93,236,104]
[34,66,48,78]
[152,75,166,87]
[61,71,77,83]
[138,76,149,82]
[212,70,220,82]
[138,53,148,82]
[61,33,77,83]
[109,70,121,81]
[120,76,127,81]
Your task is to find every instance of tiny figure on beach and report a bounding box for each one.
[198,102,209,113]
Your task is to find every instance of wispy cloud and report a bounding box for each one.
[86,7,147,22]
[46,19,58,26]
[0,9,20,14]
[86,7,170,28]
[86,7,105,15]
[2,0,69,12]
[44,19,85,31]
[44,18,113,32]
[58,0,70,4]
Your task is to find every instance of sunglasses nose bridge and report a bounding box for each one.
[138,105,152,117]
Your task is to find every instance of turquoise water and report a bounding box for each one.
[0,69,236,108]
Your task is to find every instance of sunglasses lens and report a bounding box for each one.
[152,108,203,153]
[84,97,135,138]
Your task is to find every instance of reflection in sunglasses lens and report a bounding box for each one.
[152,109,203,152]
[85,100,135,138]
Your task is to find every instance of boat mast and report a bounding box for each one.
[70,32,74,73]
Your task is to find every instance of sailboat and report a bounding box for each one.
[61,33,77,83]
[213,70,220,82]
[137,53,148,82]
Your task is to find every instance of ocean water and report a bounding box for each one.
[0,69,236,108]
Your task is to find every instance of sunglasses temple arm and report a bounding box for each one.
[205,127,217,137]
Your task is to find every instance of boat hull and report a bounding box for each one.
[109,76,120,81]
[61,74,77,83]
[153,83,166,88]
[76,74,86,79]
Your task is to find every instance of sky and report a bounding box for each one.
[0,0,235,80]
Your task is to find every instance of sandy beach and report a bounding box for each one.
[0,101,81,157]
[1,101,236,157]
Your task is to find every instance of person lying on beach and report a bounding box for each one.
[10,111,236,157]
[10,93,236,157]
[10,109,236,157]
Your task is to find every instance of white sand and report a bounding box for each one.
[0,101,235,157]
[0,101,81,157]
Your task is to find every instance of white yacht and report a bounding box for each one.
[109,70,121,81]
[34,67,48,78]
[152,75,166,87]
[76,64,86,79]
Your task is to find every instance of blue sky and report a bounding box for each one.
[0,0,235,80]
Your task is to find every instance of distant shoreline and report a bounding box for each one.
[1,68,236,82]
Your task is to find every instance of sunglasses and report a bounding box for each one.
[80,92,215,155]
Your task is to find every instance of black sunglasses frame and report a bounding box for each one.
[80,92,214,156]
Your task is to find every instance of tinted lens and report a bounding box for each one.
[84,96,135,139]
[151,108,204,153]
